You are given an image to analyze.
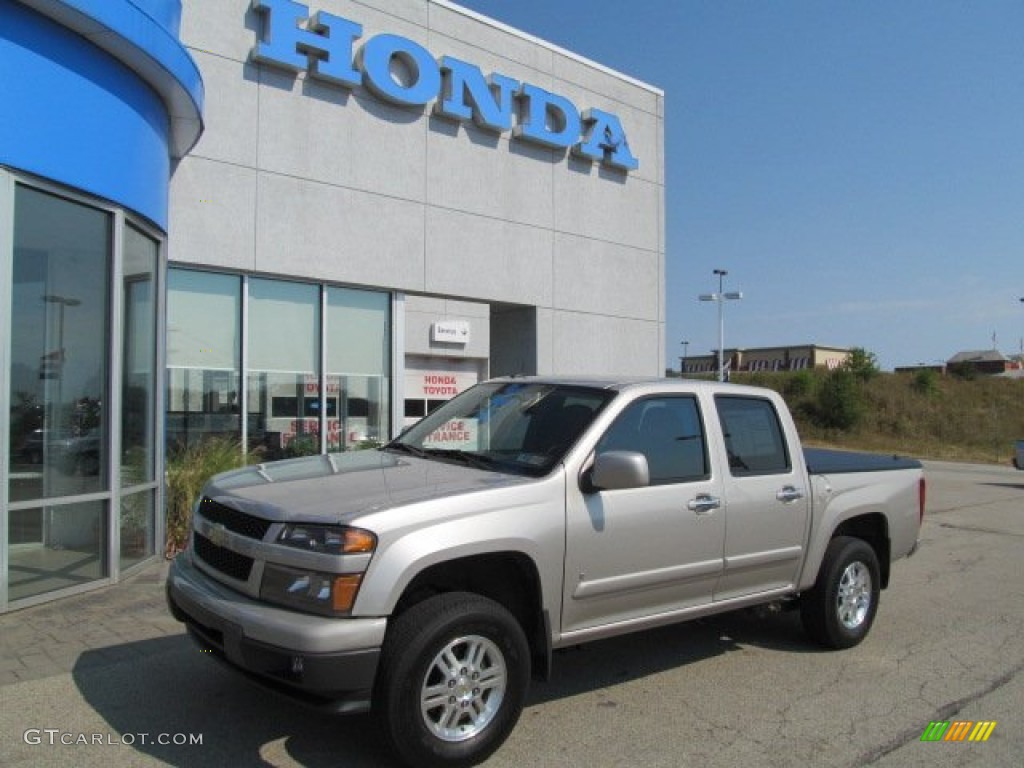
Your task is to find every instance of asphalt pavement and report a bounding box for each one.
[0,459,1020,767]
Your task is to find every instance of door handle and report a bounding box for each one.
[776,485,804,503]
[687,494,721,515]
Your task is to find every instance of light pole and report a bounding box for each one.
[698,269,743,382]
[42,294,81,418]
[680,340,689,376]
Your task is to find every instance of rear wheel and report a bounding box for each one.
[801,536,880,649]
[374,592,530,767]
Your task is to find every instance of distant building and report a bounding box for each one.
[944,350,1021,377]
[894,363,945,375]
[681,344,850,376]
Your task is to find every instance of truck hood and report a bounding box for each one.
[202,450,534,524]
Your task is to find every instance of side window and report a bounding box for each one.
[715,396,791,476]
[597,396,709,485]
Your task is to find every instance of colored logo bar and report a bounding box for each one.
[920,721,997,742]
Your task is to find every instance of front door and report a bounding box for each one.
[562,395,726,635]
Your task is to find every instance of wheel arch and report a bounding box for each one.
[389,551,551,680]
[832,512,891,588]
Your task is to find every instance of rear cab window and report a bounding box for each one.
[714,395,791,476]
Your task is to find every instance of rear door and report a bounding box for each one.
[562,395,726,634]
[712,394,810,600]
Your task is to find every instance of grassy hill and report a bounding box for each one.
[728,370,1023,465]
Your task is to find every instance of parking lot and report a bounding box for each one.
[1,460,1021,767]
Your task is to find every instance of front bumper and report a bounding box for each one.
[166,550,386,713]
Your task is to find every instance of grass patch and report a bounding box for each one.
[730,371,1023,465]
[164,438,262,557]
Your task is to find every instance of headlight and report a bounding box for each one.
[264,524,376,615]
[276,524,376,555]
[261,564,365,615]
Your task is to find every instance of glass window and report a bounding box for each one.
[4,179,165,607]
[7,500,108,602]
[166,269,241,450]
[8,185,110,503]
[248,279,320,460]
[326,287,391,450]
[715,396,791,475]
[390,383,613,477]
[598,396,709,485]
[121,225,157,486]
[119,489,155,570]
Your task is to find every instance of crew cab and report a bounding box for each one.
[167,377,925,767]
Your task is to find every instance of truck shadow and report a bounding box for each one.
[71,610,812,767]
[72,636,395,768]
[534,607,813,704]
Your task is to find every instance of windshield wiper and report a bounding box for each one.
[421,448,495,470]
[384,443,495,470]
[383,442,428,458]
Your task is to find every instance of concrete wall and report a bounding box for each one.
[404,295,489,362]
[171,0,665,376]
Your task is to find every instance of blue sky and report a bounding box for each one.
[454,0,1024,371]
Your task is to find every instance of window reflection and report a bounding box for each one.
[248,279,320,460]
[7,501,108,601]
[326,287,391,450]
[122,225,157,486]
[166,270,241,449]
[120,489,155,569]
[8,185,110,503]
[164,271,392,460]
[4,182,161,605]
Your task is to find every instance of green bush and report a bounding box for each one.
[165,438,260,557]
[283,434,320,458]
[784,370,816,399]
[814,370,865,431]
[948,362,977,381]
[911,368,939,396]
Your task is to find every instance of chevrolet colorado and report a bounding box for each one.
[167,377,924,766]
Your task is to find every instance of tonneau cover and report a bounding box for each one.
[804,448,922,475]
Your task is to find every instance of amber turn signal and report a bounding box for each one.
[332,574,364,612]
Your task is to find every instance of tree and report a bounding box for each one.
[842,347,880,381]
[815,369,865,431]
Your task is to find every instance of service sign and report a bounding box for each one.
[431,321,470,345]
[422,418,478,450]
[251,0,639,172]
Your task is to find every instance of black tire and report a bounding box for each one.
[374,592,531,768]
[801,536,880,649]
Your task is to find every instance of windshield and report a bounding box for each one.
[386,382,615,476]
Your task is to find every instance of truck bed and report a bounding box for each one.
[804,447,922,475]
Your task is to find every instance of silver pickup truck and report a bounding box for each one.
[167,377,924,767]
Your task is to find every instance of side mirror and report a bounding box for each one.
[585,450,650,492]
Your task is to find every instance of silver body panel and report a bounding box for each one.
[167,377,923,694]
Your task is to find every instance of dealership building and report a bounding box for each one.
[0,0,665,610]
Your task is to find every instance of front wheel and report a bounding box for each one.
[801,536,880,649]
[374,592,530,768]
